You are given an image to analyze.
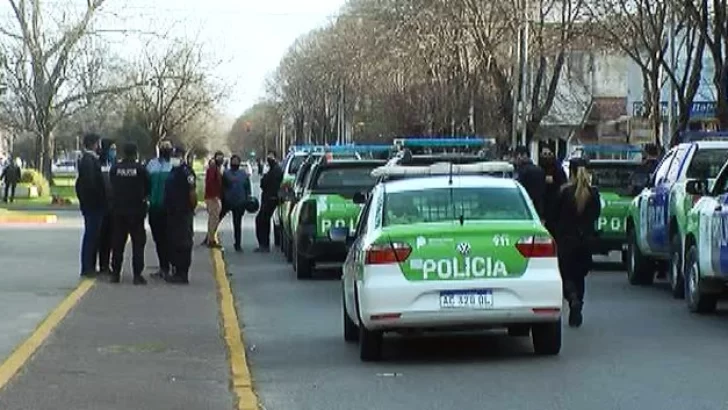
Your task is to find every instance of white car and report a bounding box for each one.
[334,162,563,361]
[52,160,77,176]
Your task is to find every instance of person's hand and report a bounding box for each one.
[545,175,554,184]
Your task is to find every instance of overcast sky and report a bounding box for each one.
[1,0,347,118]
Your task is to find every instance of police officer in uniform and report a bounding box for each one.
[164,146,198,284]
[109,143,150,285]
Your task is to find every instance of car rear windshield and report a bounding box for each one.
[313,166,379,190]
[288,156,309,175]
[686,149,728,179]
[589,165,639,190]
[383,186,531,226]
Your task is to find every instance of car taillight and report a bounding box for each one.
[515,236,556,258]
[300,200,316,225]
[365,242,411,265]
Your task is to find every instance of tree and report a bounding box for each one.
[228,102,281,157]
[0,0,126,178]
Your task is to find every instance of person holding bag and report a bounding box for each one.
[220,154,252,252]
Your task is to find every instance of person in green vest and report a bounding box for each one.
[146,140,174,278]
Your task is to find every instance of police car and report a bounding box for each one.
[288,158,386,279]
[626,140,728,298]
[280,153,325,261]
[334,162,563,361]
[680,160,728,313]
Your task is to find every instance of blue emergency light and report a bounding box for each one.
[578,144,642,153]
[396,137,491,148]
[678,131,728,143]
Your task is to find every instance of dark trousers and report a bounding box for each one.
[168,212,194,278]
[80,209,104,275]
[3,182,16,202]
[148,208,170,273]
[111,214,147,278]
[97,212,113,272]
[557,243,591,305]
[255,198,277,248]
[220,203,245,247]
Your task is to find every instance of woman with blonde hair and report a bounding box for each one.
[552,157,601,328]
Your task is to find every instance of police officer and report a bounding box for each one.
[164,146,198,284]
[513,145,546,219]
[109,142,150,285]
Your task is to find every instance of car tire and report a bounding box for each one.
[343,290,358,343]
[273,223,281,247]
[285,237,293,263]
[669,233,685,299]
[685,244,718,314]
[294,240,313,280]
[626,229,654,286]
[531,320,561,356]
[359,323,383,362]
[507,325,530,337]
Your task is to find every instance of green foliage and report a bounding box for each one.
[20,169,51,196]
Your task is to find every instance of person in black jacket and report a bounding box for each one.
[629,143,661,195]
[539,147,568,235]
[255,150,283,252]
[1,157,21,203]
[75,133,107,278]
[97,138,116,275]
[513,146,547,219]
[109,143,150,285]
[164,146,198,284]
[552,158,602,328]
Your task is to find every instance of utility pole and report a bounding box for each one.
[511,23,522,149]
[667,4,676,147]
[520,0,530,148]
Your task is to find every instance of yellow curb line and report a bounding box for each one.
[0,278,96,390]
[211,249,260,410]
[0,214,57,224]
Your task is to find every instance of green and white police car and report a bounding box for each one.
[288,158,386,279]
[680,162,728,313]
[626,141,728,298]
[334,163,563,361]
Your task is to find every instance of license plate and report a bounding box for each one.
[439,290,493,309]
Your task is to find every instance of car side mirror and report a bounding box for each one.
[353,192,367,204]
[686,179,709,196]
[329,227,355,244]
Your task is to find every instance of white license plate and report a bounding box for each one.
[439,290,493,309]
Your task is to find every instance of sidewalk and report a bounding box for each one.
[0,237,236,410]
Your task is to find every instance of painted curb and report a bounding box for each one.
[0,214,57,224]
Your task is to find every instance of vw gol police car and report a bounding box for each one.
[334,163,563,361]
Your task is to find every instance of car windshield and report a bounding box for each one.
[382,186,531,226]
[313,166,380,190]
[288,155,308,175]
[686,149,728,179]
[589,164,639,190]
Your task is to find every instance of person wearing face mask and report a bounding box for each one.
[539,147,567,235]
[203,151,225,248]
[255,150,284,252]
[164,146,198,284]
[75,133,107,278]
[96,138,117,275]
[220,154,252,252]
[146,140,174,279]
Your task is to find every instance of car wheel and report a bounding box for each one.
[531,319,561,356]
[285,237,293,263]
[359,323,383,362]
[685,244,718,314]
[294,240,313,280]
[273,223,281,247]
[669,234,685,299]
[343,289,358,343]
[626,229,654,286]
[507,325,530,337]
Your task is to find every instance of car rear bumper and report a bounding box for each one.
[357,259,563,331]
[296,227,348,262]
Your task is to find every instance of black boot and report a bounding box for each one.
[568,299,583,328]
[133,275,147,285]
[110,273,121,284]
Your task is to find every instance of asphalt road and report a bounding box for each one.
[228,220,728,410]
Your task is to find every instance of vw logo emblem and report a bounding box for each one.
[456,242,471,256]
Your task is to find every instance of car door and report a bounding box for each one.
[343,192,374,320]
[643,149,677,254]
[705,170,728,277]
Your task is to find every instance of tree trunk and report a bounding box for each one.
[649,68,662,146]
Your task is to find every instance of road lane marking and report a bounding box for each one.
[211,249,260,410]
[0,278,95,390]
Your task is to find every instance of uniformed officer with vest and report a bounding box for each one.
[109,142,151,285]
[164,146,198,284]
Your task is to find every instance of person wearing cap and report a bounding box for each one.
[109,142,150,285]
[512,145,546,219]
[203,151,225,248]
[220,154,252,252]
[552,157,601,328]
[164,147,198,284]
[146,140,174,278]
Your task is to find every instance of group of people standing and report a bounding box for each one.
[512,145,601,328]
[76,134,198,285]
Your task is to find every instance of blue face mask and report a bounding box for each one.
[108,149,117,162]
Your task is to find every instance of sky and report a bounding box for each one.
[1,0,347,119]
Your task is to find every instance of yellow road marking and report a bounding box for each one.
[211,249,259,410]
[0,278,96,389]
